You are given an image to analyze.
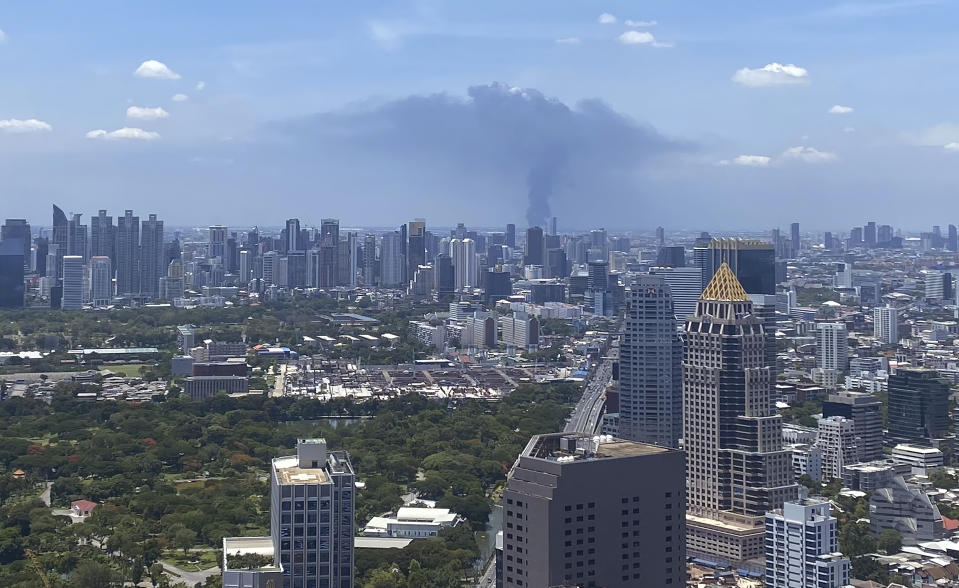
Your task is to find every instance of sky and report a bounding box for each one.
[1,0,958,231]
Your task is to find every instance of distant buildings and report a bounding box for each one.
[0,238,25,308]
[887,369,951,445]
[61,255,84,310]
[695,238,776,295]
[874,305,899,344]
[764,499,850,588]
[500,432,685,588]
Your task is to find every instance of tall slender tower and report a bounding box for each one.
[620,275,683,447]
[684,263,796,566]
[140,214,164,298]
[115,210,140,296]
[90,210,115,276]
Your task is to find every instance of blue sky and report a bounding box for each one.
[1,0,958,230]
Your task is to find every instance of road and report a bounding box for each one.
[564,357,613,435]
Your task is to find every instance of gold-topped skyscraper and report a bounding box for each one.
[683,263,797,567]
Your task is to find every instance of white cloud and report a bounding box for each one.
[0,118,52,133]
[731,155,772,167]
[126,106,169,120]
[945,142,959,152]
[86,127,160,141]
[598,13,617,24]
[904,123,959,146]
[732,63,810,87]
[780,146,837,163]
[134,59,180,80]
[172,93,189,102]
[624,19,657,27]
[195,81,205,91]
[829,104,854,114]
[555,37,581,45]
[0,28,7,43]
[617,30,672,47]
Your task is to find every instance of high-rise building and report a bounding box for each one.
[1,219,31,266]
[115,210,140,296]
[887,369,951,445]
[67,213,87,261]
[318,219,339,287]
[656,225,665,246]
[407,220,426,280]
[696,238,776,295]
[362,234,377,286]
[924,270,953,301]
[379,231,405,287]
[61,255,84,310]
[684,263,796,565]
[620,276,683,448]
[655,246,686,267]
[790,222,800,258]
[222,438,354,588]
[52,204,68,279]
[822,391,883,462]
[500,432,686,588]
[238,249,252,283]
[523,226,543,266]
[433,253,455,300]
[764,499,850,588]
[33,236,48,277]
[450,238,477,292]
[816,417,858,481]
[648,266,703,322]
[874,305,898,344]
[589,228,608,261]
[89,256,112,306]
[337,233,357,287]
[209,225,227,259]
[284,218,302,252]
[505,223,516,249]
[545,248,568,279]
[864,221,877,248]
[140,214,164,298]
[815,322,848,372]
[499,311,539,351]
[949,224,958,252]
[484,269,511,305]
[89,210,115,276]
[0,238,25,308]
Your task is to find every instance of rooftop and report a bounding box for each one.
[524,432,671,463]
[272,455,329,486]
[700,262,749,301]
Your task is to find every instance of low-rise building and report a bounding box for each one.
[891,444,945,473]
[362,507,462,538]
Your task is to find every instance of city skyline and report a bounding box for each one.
[2,2,959,227]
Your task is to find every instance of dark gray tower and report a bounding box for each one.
[115,210,140,296]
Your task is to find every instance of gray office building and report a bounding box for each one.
[620,276,683,448]
[223,439,355,588]
[822,391,884,462]
[501,432,686,588]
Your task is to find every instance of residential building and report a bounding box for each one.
[874,305,898,344]
[499,312,539,352]
[684,263,796,566]
[115,210,140,296]
[61,255,84,310]
[500,432,685,588]
[140,214,164,298]
[450,238,477,292]
[788,444,823,482]
[619,276,683,448]
[89,256,112,306]
[764,499,850,588]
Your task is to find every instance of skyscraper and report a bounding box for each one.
[790,222,800,258]
[684,263,796,565]
[318,219,339,287]
[500,432,686,588]
[0,238,25,308]
[523,226,543,266]
[505,223,516,248]
[1,219,31,266]
[648,266,703,322]
[696,238,776,295]
[620,276,683,447]
[52,204,68,279]
[764,499,850,588]
[89,210,115,276]
[434,253,455,301]
[450,238,477,292]
[115,210,140,296]
[285,218,302,252]
[949,224,958,252]
[887,369,951,445]
[407,220,426,280]
[864,221,877,248]
[67,213,87,260]
[209,225,227,259]
[655,246,685,267]
[548,216,557,236]
[222,439,355,588]
[379,231,405,287]
[484,269,511,305]
[140,214,164,298]
[815,322,848,388]
[656,225,665,246]
[362,234,377,286]
[61,255,84,310]
[89,256,112,306]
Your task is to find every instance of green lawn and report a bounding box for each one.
[162,549,220,571]
[100,363,147,377]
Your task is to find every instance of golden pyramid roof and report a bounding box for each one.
[700,262,749,301]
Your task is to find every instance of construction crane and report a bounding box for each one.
[26,550,52,588]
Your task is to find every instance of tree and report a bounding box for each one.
[878,529,902,554]
[366,566,406,588]
[68,560,120,588]
[173,528,197,554]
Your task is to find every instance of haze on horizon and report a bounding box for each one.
[1,0,958,230]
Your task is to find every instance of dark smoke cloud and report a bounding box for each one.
[266,82,681,227]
